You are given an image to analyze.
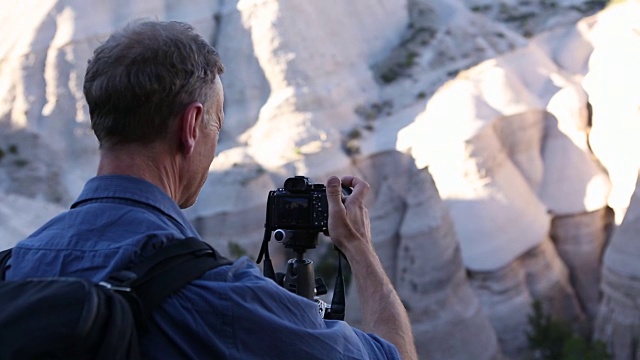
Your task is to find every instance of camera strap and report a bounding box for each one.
[257,228,276,281]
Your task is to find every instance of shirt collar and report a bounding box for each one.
[72,175,197,235]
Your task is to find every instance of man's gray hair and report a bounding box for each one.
[83,20,225,148]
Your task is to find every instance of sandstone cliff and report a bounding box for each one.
[1,0,638,359]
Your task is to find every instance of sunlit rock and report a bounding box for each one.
[345,151,501,360]
[1,0,638,358]
[397,42,609,271]
[234,0,407,170]
[395,14,612,354]
[583,1,640,224]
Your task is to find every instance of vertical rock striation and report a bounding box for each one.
[345,151,502,360]
[550,208,613,327]
[1,1,639,358]
[596,174,640,359]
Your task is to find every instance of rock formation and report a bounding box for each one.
[2,0,639,359]
[596,173,640,359]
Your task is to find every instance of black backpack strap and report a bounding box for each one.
[101,237,232,327]
[0,248,12,281]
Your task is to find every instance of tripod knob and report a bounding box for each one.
[274,229,285,242]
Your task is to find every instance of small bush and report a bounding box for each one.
[13,159,29,168]
[228,241,250,259]
[527,301,611,360]
[380,69,400,84]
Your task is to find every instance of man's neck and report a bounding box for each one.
[97,143,181,202]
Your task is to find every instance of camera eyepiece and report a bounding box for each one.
[283,176,309,192]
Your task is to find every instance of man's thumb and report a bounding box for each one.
[326,176,343,205]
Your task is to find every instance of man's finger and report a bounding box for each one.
[342,176,369,204]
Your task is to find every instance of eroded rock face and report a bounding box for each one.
[0,128,71,205]
[550,208,613,327]
[469,237,586,357]
[344,151,501,360]
[583,2,640,224]
[1,0,638,358]
[393,5,616,354]
[0,192,65,250]
[596,175,640,358]
[595,266,640,360]
[397,42,610,271]
[227,0,407,170]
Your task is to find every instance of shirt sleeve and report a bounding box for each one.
[323,320,402,360]
[148,256,401,360]
[350,326,402,360]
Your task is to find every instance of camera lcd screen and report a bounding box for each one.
[275,196,311,226]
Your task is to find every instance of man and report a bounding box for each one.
[6,20,417,359]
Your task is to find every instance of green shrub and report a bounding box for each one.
[228,241,250,259]
[527,301,611,360]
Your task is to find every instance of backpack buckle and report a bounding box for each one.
[99,270,138,292]
[98,281,132,292]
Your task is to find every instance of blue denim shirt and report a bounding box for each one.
[6,175,400,359]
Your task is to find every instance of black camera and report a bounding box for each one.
[258,175,350,319]
[265,176,329,234]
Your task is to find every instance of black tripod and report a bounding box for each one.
[257,229,345,320]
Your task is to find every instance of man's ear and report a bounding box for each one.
[179,102,204,156]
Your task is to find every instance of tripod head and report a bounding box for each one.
[256,228,345,320]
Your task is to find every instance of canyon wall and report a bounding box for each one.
[2,0,639,358]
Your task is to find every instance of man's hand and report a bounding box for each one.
[325,176,418,360]
[326,175,371,257]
